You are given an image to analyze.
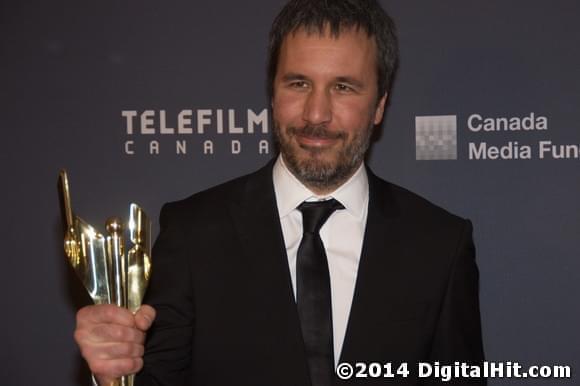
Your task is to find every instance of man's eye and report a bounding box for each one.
[335,83,354,92]
[289,81,309,89]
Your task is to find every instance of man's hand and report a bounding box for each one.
[74,304,156,386]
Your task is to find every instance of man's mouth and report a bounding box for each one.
[289,126,345,149]
[296,134,337,148]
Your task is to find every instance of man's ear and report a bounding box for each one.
[373,93,388,125]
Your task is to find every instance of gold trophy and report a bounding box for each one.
[58,170,152,386]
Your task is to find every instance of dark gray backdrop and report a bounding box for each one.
[2,1,578,385]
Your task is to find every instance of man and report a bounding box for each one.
[74,1,485,385]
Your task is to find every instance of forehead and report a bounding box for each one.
[277,26,378,80]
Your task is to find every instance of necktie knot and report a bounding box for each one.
[298,198,345,234]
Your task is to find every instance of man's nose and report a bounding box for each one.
[302,89,332,125]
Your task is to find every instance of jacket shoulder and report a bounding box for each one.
[371,174,469,229]
[157,164,270,227]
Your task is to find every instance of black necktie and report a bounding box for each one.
[296,199,345,386]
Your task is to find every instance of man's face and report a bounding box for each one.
[272,26,387,193]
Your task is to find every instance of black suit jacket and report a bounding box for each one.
[136,160,485,386]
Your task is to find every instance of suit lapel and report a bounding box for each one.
[339,170,415,364]
[227,160,311,385]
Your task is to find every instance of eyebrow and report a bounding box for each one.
[280,73,365,89]
[280,73,308,83]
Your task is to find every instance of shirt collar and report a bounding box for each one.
[273,154,369,219]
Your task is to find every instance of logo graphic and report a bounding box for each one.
[120,108,271,156]
[415,115,457,160]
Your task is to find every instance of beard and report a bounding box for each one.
[274,122,373,192]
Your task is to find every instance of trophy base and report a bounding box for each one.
[91,374,134,386]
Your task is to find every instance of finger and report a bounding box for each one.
[77,304,136,328]
[134,305,156,331]
[90,357,144,380]
[80,324,146,344]
[84,342,144,361]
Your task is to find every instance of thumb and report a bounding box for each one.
[134,304,156,331]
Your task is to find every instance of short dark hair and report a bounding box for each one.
[267,0,399,100]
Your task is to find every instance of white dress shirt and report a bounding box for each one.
[272,155,369,363]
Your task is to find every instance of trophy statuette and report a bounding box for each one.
[58,170,152,386]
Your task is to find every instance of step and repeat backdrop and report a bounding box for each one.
[2,1,579,385]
